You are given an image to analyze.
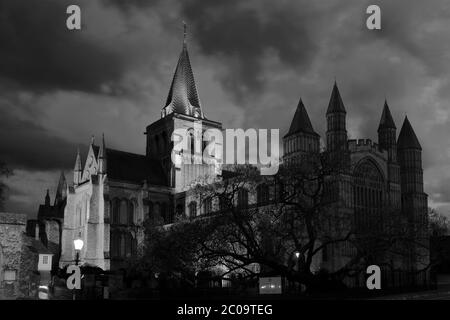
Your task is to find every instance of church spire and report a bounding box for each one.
[54,171,67,206]
[162,22,203,119]
[326,81,348,152]
[183,20,187,45]
[45,189,50,206]
[74,148,82,186]
[286,98,318,137]
[98,133,107,175]
[398,116,422,150]
[326,81,346,115]
[378,100,396,131]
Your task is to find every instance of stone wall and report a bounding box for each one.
[0,212,27,298]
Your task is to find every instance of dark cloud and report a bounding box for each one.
[0,107,77,170]
[180,0,318,101]
[428,175,450,203]
[1,0,450,215]
[102,0,161,11]
[0,0,124,93]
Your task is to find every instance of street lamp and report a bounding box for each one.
[72,238,84,300]
[293,251,301,293]
[74,238,84,265]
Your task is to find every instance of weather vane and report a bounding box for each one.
[183,21,187,44]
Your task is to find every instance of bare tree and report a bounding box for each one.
[140,151,430,292]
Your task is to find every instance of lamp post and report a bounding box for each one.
[72,238,84,300]
[294,251,301,293]
[294,251,300,270]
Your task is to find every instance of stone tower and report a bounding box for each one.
[397,116,428,270]
[377,101,401,209]
[326,82,348,152]
[283,98,320,166]
[145,26,222,191]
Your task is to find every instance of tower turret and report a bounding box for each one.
[378,100,400,207]
[397,116,423,194]
[326,82,348,152]
[397,116,428,271]
[283,98,320,166]
[54,171,67,206]
[378,100,397,162]
[45,189,50,207]
[98,133,107,175]
[73,148,82,186]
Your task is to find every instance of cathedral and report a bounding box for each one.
[53,31,429,287]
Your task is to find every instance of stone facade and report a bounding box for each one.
[55,33,429,290]
[0,212,48,299]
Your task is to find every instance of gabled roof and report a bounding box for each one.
[378,100,396,131]
[397,116,422,150]
[285,99,319,137]
[163,41,203,118]
[326,82,346,114]
[92,146,167,186]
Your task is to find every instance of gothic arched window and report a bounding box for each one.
[111,199,120,224]
[189,130,195,155]
[119,233,126,257]
[111,231,123,258]
[148,201,154,220]
[127,201,134,225]
[237,188,249,209]
[119,200,128,225]
[125,233,133,257]
[189,201,197,217]
[203,197,212,215]
[257,184,270,205]
[154,135,160,154]
[154,202,160,221]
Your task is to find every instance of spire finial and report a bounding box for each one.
[90,135,95,145]
[183,21,187,45]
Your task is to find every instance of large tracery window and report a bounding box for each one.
[353,159,384,233]
[111,198,134,226]
[189,201,197,217]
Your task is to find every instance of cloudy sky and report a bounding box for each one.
[1,0,450,218]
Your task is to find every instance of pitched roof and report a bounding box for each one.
[378,100,396,130]
[163,42,203,118]
[397,116,422,150]
[326,82,346,114]
[92,146,167,186]
[286,99,319,137]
